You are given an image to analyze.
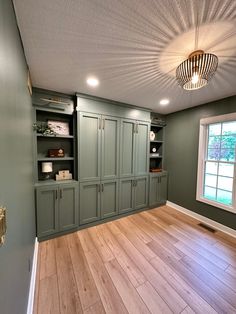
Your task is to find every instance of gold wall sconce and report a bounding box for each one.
[0,206,6,246]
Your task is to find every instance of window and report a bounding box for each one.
[197,113,236,213]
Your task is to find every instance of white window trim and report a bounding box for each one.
[196,112,236,214]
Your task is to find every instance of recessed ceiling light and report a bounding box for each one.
[160,99,170,105]
[86,77,99,87]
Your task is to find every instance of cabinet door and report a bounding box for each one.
[101,180,119,219]
[135,121,149,176]
[101,116,120,180]
[120,119,136,177]
[134,176,149,210]
[159,174,168,203]
[36,186,59,238]
[79,112,101,181]
[149,175,159,207]
[119,178,134,214]
[58,183,78,231]
[80,181,101,225]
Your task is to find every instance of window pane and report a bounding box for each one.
[209,123,221,136]
[221,135,236,148]
[205,174,217,188]
[208,136,221,148]
[208,148,220,160]
[217,176,233,192]
[222,121,236,135]
[219,163,234,177]
[217,189,232,206]
[220,148,235,161]
[205,162,218,175]
[204,186,216,201]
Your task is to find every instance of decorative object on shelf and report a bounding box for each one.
[40,97,71,106]
[150,168,162,172]
[33,122,56,136]
[0,206,6,247]
[176,50,218,90]
[48,120,70,135]
[151,153,160,157]
[152,147,157,153]
[42,162,53,180]
[55,170,72,181]
[151,118,166,127]
[48,148,64,158]
[150,131,155,141]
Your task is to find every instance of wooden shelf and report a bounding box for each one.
[37,157,74,161]
[151,123,164,128]
[150,140,163,143]
[150,155,162,158]
[37,133,74,139]
[35,179,77,186]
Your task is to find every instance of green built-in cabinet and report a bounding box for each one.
[78,112,120,181]
[120,119,149,177]
[119,176,149,214]
[149,171,168,207]
[80,179,119,225]
[36,182,78,238]
[34,89,168,241]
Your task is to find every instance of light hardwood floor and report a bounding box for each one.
[33,206,236,314]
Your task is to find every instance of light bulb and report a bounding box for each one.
[86,77,99,87]
[191,72,199,84]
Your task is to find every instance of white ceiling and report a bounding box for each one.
[14,0,236,114]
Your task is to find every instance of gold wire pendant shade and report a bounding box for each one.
[176,50,218,90]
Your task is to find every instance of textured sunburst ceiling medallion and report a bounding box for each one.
[176,50,218,90]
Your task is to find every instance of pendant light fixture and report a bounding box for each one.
[176,50,218,90]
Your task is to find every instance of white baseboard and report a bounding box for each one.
[27,238,39,314]
[166,201,236,239]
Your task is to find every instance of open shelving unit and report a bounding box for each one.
[149,123,165,172]
[33,92,76,183]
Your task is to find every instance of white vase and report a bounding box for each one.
[150,131,155,141]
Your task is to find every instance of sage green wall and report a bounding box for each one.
[0,1,35,314]
[165,96,236,230]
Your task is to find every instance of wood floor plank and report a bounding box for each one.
[169,224,230,269]
[97,223,146,288]
[105,259,150,314]
[150,256,217,314]
[37,274,60,314]
[137,281,172,314]
[83,301,106,314]
[55,236,83,314]
[181,255,236,308]
[174,241,236,292]
[181,306,196,314]
[66,232,101,311]
[39,239,57,280]
[126,215,154,244]
[78,229,128,314]
[113,219,156,261]
[226,265,236,278]
[114,231,187,313]
[88,226,115,263]
[147,238,236,313]
[131,214,184,260]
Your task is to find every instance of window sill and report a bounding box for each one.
[196,196,236,214]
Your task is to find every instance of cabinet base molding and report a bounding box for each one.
[166,201,236,239]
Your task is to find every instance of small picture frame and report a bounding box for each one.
[48,120,70,135]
